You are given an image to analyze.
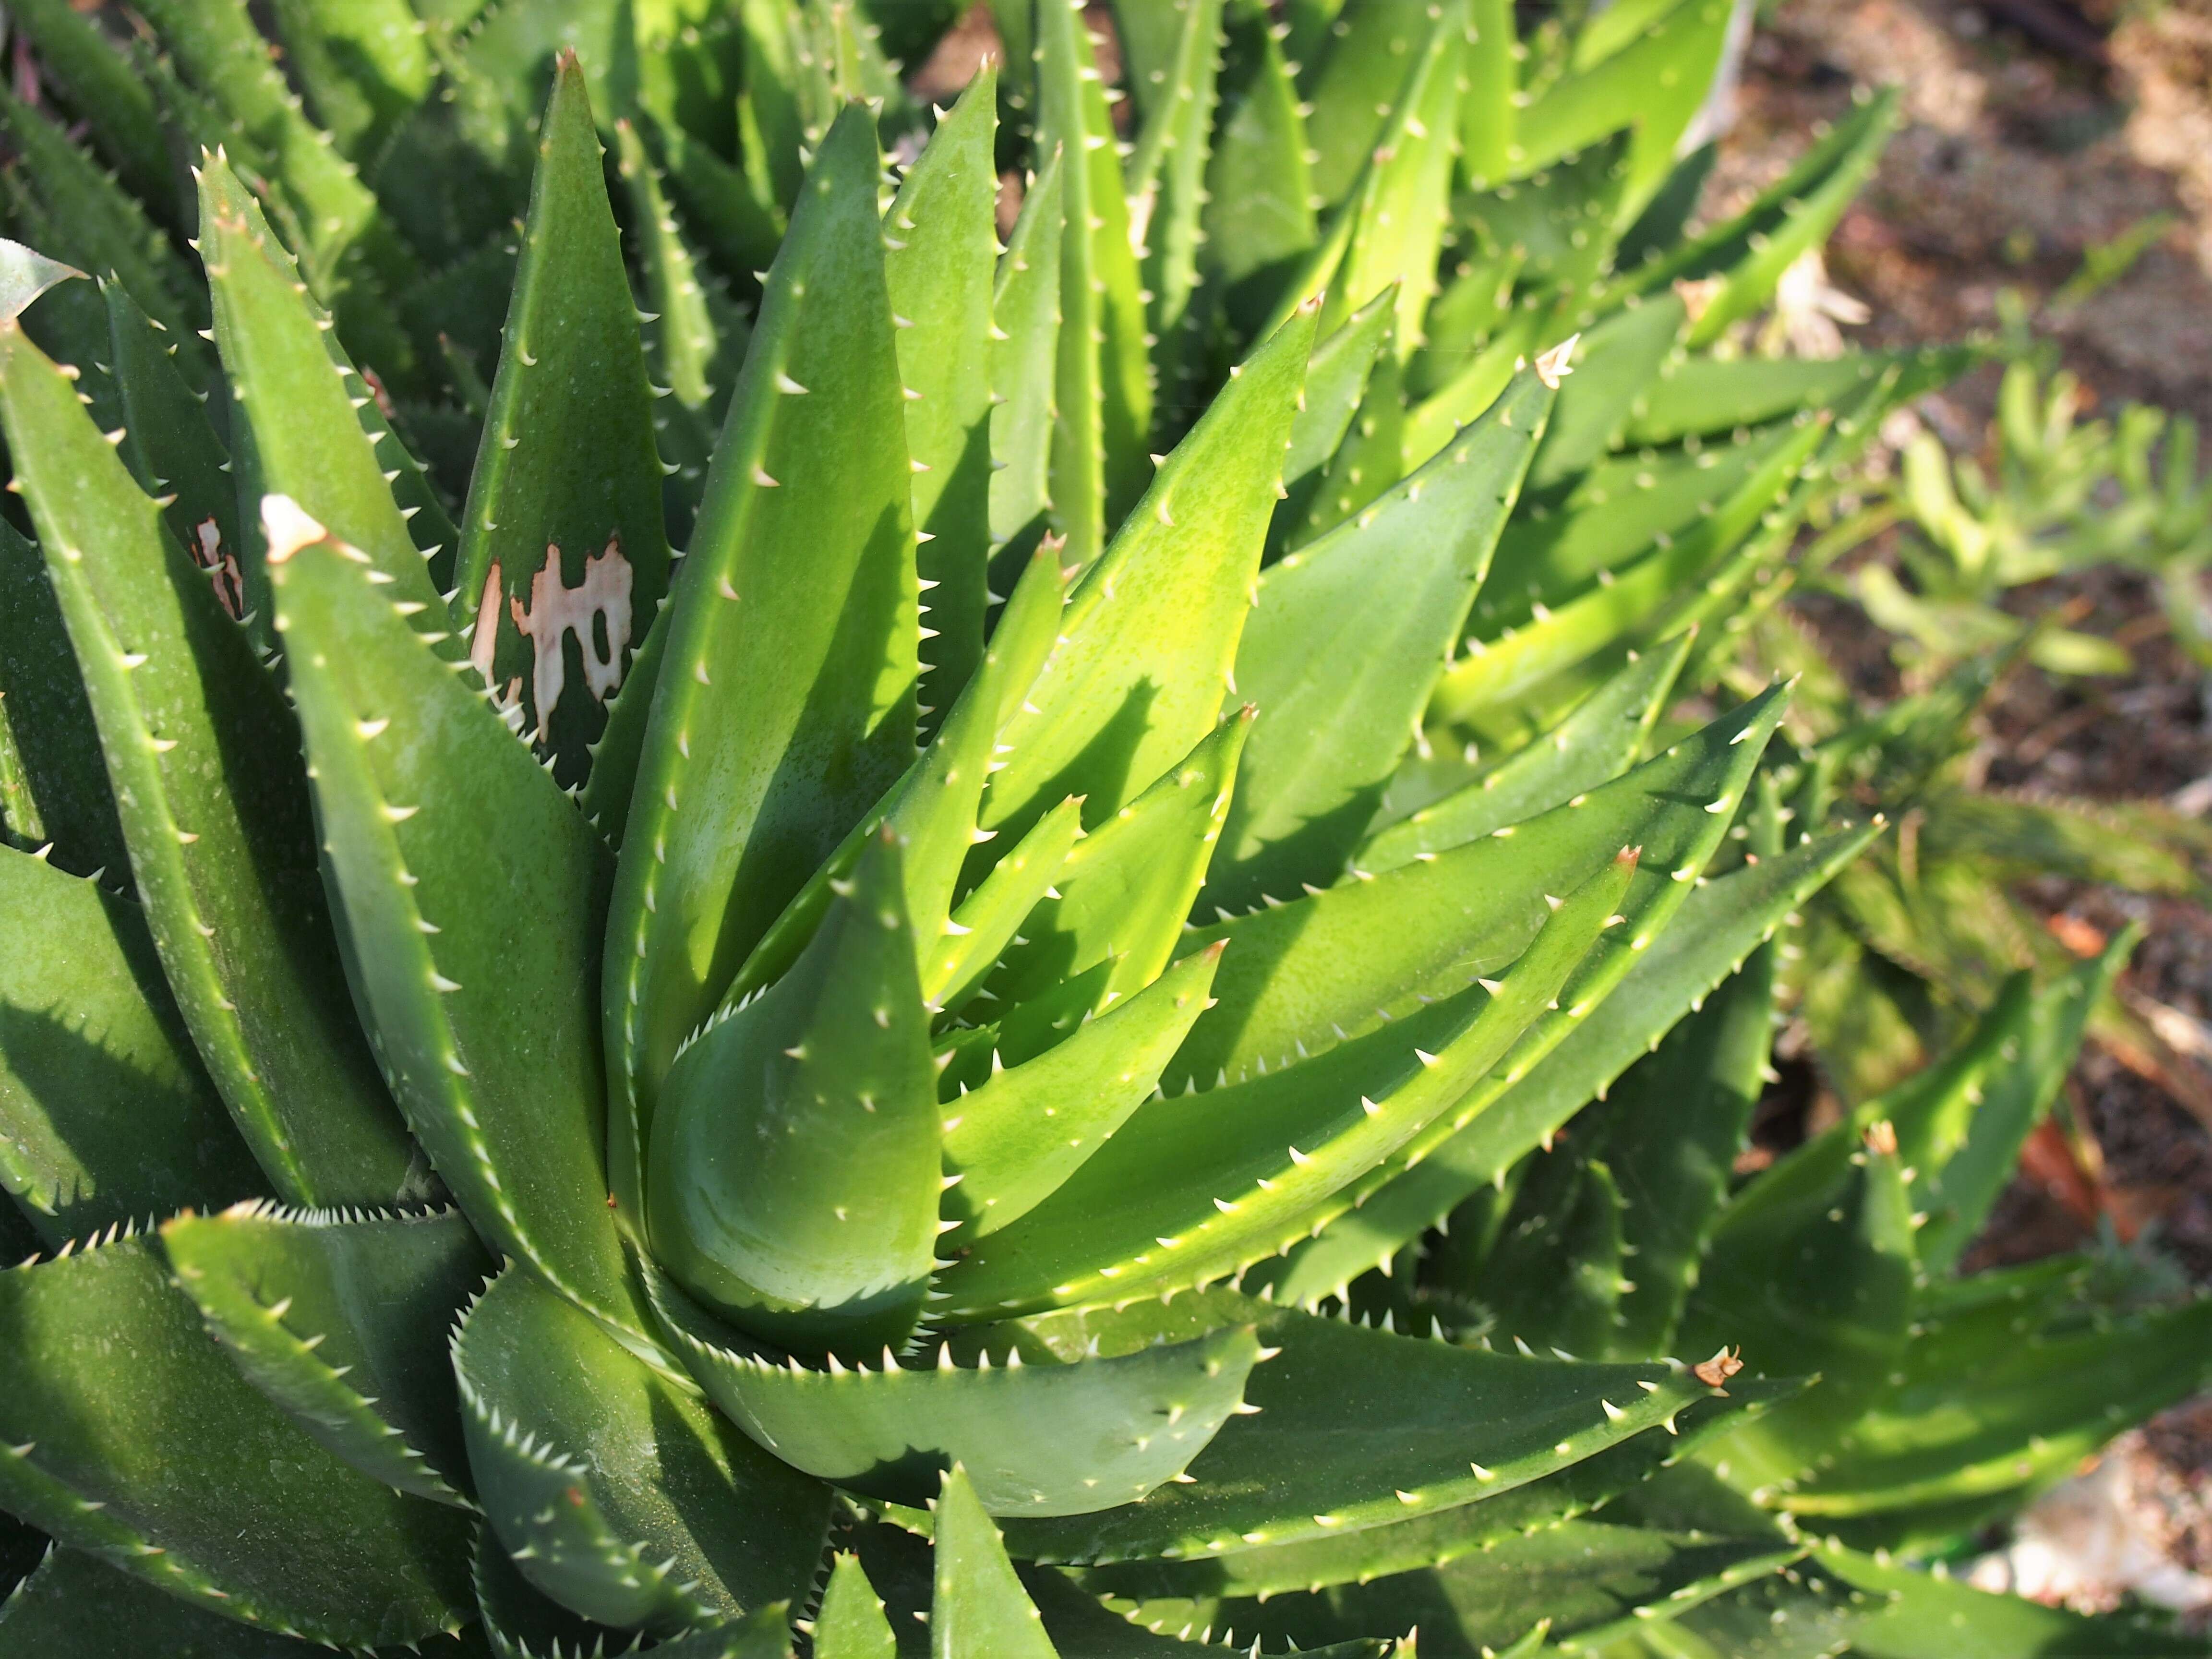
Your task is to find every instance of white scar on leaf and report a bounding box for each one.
[470,537,634,743]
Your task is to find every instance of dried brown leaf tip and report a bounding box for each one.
[1863,1119,1899,1156]
[1693,1346,1744,1390]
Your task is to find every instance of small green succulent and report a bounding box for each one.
[0,0,2204,1655]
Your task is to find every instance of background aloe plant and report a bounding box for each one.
[0,0,2206,1654]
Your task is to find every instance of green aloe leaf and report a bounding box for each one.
[934,1466,1059,1657]
[0,845,263,1246]
[197,156,448,659]
[0,517,128,880]
[814,1553,898,1659]
[1460,136,1633,309]
[1911,935,2128,1273]
[1789,1268,2212,1523]
[1680,1129,1916,1498]
[982,303,1316,840]
[1465,1144,1629,1359]
[1272,288,1395,558]
[0,1545,389,1657]
[267,503,647,1338]
[992,710,1251,1021]
[161,1203,488,1507]
[1300,0,1438,209]
[1623,348,1951,449]
[0,94,205,370]
[1477,411,1804,640]
[606,105,919,1220]
[643,1259,1260,1516]
[452,52,674,784]
[1075,1386,1781,1601]
[1171,686,1787,1094]
[1521,298,1684,492]
[988,154,1065,582]
[0,1234,474,1646]
[1513,0,1733,204]
[1206,365,1554,911]
[1125,0,1226,433]
[1316,0,1465,355]
[1818,1540,2212,1658]
[456,1265,832,1636]
[1434,420,1827,729]
[1036,0,1154,565]
[264,0,434,162]
[100,282,238,602]
[943,943,1226,1243]
[886,69,1000,728]
[138,0,422,391]
[1363,632,1690,870]
[1201,9,1317,336]
[475,1526,798,1658]
[613,119,749,550]
[1592,901,1780,1356]
[1290,344,1410,546]
[1247,817,1880,1307]
[0,314,422,1207]
[4,0,170,209]
[649,828,941,1358]
[995,1286,1731,1563]
[932,798,1084,1015]
[941,847,1634,1314]
[724,540,1075,1019]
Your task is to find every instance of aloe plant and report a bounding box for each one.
[0,0,2204,1654]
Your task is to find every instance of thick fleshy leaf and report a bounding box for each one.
[1125,0,1226,435]
[0,317,421,1206]
[988,155,1065,581]
[1273,288,1395,559]
[100,281,238,602]
[605,105,920,1221]
[456,1266,832,1635]
[1075,1387,1780,1602]
[267,503,645,1340]
[452,53,674,783]
[886,71,999,728]
[197,157,448,658]
[814,1553,897,1659]
[991,710,1251,1022]
[982,304,1316,840]
[1680,1132,1916,1496]
[1201,11,1317,335]
[0,846,260,1247]
[0,518,127,880]
[0,1545,381,1657]
[1433,420,1827,728]
[1362,632,1690,870]
[1035,0,1154,565]
[0,1234,474,1646]
[0,101,202,370]
[475,1527,798,1659]
[943,944,1225,1243]
[649,829,939,1358]
[643,1260,1259,1517]
[1248,817,1882,1306]
[1169,686,1788,1094]
[264,0,433,161]
[5,0,170,208]
[1521,295,1684,491]
[1593,923,1779,1357]
[993,1287,1732,1563]
[139,0,422,391]
[1787,1267,2212,1521]
[1301,0,1436,209]
[940,849,1635,1314]
[1465,1143,1629,1359]
[1512,0,1732,203]
[934,1467,1059,1658]
[161,1203,487,1507]
[1206,366,1553,911]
